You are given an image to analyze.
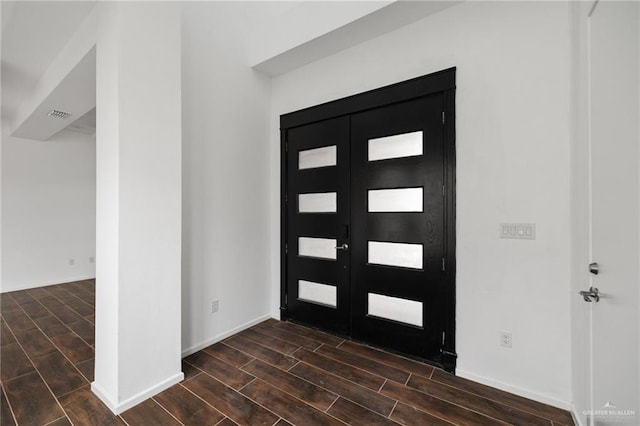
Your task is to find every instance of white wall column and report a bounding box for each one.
[92,2,182,414]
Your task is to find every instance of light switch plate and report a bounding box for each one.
[500,223,536,240]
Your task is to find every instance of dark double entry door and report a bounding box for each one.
[282,70,456,368]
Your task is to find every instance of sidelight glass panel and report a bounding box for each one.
[368,241,423,269]
[299,146,337,170]
[299,192,337,213]
[298,280,337,308]
[368,293,423,327]
[299,237,337,260]
[368,131,423,162]
[368,188,423,212]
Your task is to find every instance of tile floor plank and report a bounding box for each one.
[183,373,278,426]
[3,371,64,425]
[0,342,34,381]
[203,342,255,368]
[46,417,73,426]
[338,340,435,379]
[390,402,454,425]
[121,398,181,425]
[182,359,202,381]
[2,309,37,334]
[184,351,254,390]
[66,319,95,347]
[237,328,301,355]
[154,384,225,425]
[327,397,399,426]
[253,322,323,351]
[1,385,16,426]
[32,351,87,397]
[50,333,93,364]
[293,348,386,392]
[14,328,58,358]
[273,321,344,347]
[317,344,410,384]
[60,386,125,425]
[290,362,396,416]
[224,334,297,370]
[75,358,95,382]
[32,314,70,339]
[240,379,343,426]
[0,319,16,346]
[19,301,50,320]
[242,359,338,411]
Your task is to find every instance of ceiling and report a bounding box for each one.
[1,1,96,123]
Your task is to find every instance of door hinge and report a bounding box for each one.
[442,258,446,271]
[285,193,288,204]
[442,185,445,197]
[285,142,288,152]
[285,243,288,254]
[442,111,445,124]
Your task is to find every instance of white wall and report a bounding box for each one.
[180,3,273,355]
[1,128,96,292]
[269,1,573,407]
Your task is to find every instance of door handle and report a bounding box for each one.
[579,286,600,302]
[335,244,349,251]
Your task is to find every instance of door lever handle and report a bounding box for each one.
[579,286,600,302]
[335,244,349,250]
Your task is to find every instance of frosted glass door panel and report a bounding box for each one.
[368,241,423,269]
[298,237,337,260]
[298,192,337,213]
[298,280,337,308]
[368,131,423,161]
[368,188,423,212]
[368,293,423,327]
[299,146,337,170]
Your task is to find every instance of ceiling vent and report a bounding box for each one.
[47,109,71,120]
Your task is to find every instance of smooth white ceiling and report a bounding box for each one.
[1,1,96,122]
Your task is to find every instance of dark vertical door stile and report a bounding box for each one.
[350,94,446,360]
[285,117,351,334]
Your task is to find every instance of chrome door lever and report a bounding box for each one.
[579,286,600,302]
[335,244,349,250]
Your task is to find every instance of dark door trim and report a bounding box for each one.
[280,67,457,371]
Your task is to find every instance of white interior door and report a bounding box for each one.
[587,1,639,425]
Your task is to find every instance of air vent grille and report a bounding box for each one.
[47,110,71,120]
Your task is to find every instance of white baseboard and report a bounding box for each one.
[1,276,96,293]
[456,369,572,411]
[91,372,184,415]
[181,314,272,358]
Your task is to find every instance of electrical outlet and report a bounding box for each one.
[89,257,95,264]
[211,300,219,314]
[69,259,75,266]
[500,331,513,348]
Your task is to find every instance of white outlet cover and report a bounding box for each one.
[499,223,535,240]
[500,331,513,348]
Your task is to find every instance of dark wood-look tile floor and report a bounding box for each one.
[1,281,575,425]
